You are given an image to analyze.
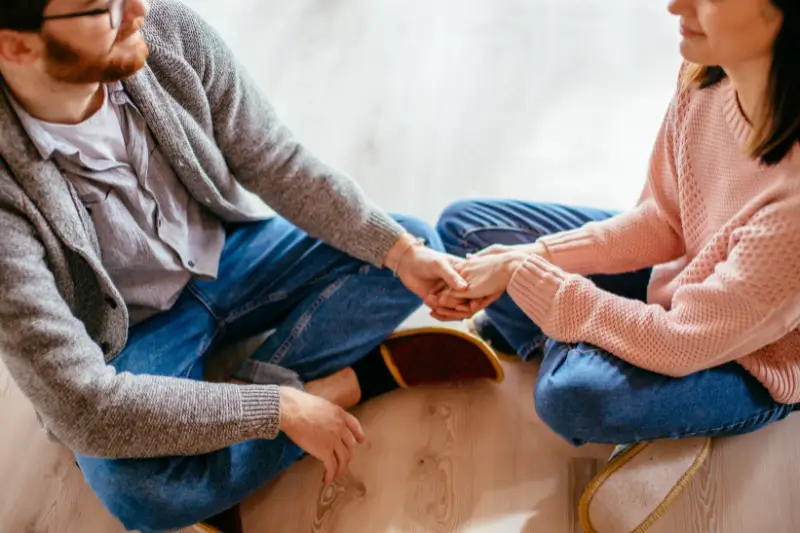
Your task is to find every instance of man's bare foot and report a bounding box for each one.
[304,368,362,409]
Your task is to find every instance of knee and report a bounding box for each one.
[435,199,483,255]
[533,346,621,445]
[534,374,577,445]
[395,214,445,253]
[80,459,201,532]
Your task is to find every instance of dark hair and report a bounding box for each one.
[684,0,799,166]
[0,0,50,32]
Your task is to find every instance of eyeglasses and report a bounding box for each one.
[41,0,126,29]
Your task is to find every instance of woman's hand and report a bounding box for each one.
[453,250,528,299]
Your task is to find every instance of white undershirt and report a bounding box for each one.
[36,85,129,164]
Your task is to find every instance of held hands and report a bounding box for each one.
[385,234,469,299]
[424,242,548,320]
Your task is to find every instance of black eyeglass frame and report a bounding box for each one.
[40,0,125,29]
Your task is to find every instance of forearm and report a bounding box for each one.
[537,199,684,276]
[508,255,800,377]
[4,336,283,458]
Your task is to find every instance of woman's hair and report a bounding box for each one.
[684,0,799,166]
[0,0,51,32]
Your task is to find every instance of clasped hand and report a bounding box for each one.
[423,243,543,321]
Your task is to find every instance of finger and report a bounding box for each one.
[432,280,449,294]
[343,431,358,451]
[437,293,468,310]
[446,254,467,270]
[344,412,366,443]
[423,294,439,309]
[474,244,508,257]
[430,310,463,322]
[432,307,473,320]
[471,293,502,313]
[322,452,337,485]
[441,287,481,300]
[423,282,449,308]
[334,442,351,479]
[436,260,469,291]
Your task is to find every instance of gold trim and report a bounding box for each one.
[380,343,408,388]
[192,523,223,533]
[385,326,505,384]
[578,438,712,533]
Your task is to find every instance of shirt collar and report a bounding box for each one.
[4,81,126,161]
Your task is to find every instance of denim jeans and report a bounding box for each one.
[75,215,436,533]
[437,199,797,446]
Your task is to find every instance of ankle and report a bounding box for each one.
[304,367,362,408]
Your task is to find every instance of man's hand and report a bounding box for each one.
[279,387,366,485]
[426,242,549,320]
[384,234,469,299]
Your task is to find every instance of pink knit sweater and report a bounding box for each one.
[507,64,800,404]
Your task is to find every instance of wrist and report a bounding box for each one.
[503,252,527,284]
[278,386,297,432]
[383,233,416,268]
[384,234,425,275]
[530,241,550,261]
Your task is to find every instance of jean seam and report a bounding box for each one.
[263,275,350,367]
[459,225,542,251]
[222,265,358,326]
[672,404,791,439]
[518,335,546,359]
[186,283,222,321]
[182,324,223,379]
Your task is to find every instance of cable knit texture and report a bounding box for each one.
[507,63,800,404]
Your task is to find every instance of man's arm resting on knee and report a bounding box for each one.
[0,208,283,459]
[153,0,405,267]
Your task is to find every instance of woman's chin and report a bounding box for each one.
[679,40,710,65]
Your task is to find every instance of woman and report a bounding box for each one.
[432,0,798,526]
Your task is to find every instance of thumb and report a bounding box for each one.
[437,259,468,291]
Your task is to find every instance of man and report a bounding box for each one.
[0,0,503,531]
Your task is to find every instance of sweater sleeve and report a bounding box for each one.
[0,205,283,459]
[156,0,404,267]
[507,196,800,377]
[536,82,685,276]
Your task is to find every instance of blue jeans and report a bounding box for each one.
[437,199,797,446]
[75,215,436,532]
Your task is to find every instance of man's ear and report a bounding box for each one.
[0,30,43,66]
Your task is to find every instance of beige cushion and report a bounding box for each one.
[580,438,712,533]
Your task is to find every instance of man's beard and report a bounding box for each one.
[42,17,149,84]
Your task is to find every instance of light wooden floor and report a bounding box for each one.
[4,0,800,531]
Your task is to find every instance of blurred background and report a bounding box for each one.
[186,0,681,221]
